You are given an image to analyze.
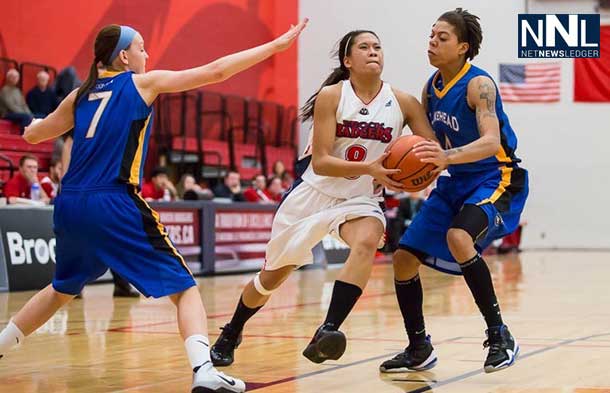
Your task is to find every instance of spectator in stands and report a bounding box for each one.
[141,166,177,201]
[3,154,50,205]
[0,69,33,131]
[54,66,81,101]
[213,170,245,201]
[281,171,294,190]
[264,176,284,203]
[243,174,272,203]
[177,173,213,200]
[271,160,286,178]
[26,71,58,118]
[40,158,62,200]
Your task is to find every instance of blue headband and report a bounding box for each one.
[109,26,137,63]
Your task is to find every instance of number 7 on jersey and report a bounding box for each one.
[86,91,112,138]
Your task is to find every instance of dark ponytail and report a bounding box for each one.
[300,30,378,123]
[438,8,482,60]
[74,25,122,111]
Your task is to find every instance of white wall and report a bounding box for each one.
[299,0,610,249]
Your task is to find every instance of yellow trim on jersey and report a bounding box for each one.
[494,145,513,164]
[477,166,513,206]
[129,115,151,184]
[99,70,126,78]
[135,192,193,276]
[433,62,472,99]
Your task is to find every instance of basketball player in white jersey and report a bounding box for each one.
[211,30,437,366]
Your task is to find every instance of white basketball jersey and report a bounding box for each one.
[301,81,405,199]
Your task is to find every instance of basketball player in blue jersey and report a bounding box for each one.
[380,8,528,374]
[0,21,307,392]
[210,30,438,367]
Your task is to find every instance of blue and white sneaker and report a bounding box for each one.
[379,335,437,373]
[483,325,519,373]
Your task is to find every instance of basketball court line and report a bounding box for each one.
[245,336,464,391]
[102,328,610,350]
[402,332,610,393]
[233,333,610,392]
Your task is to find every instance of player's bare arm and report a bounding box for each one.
[135,19,308,105]
[23,90,77,144]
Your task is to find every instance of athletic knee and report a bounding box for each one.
[446,228,473,250]
[449,204,488,247]
[392,249,421,279]
[350,237,379,258]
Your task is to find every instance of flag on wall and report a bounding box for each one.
[574,25,610,102]
[499,63,561,103]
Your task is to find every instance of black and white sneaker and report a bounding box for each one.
[302,323,347,364]
[483,325,519,373]
[379,335,437,373]
[191,365,246,393]
[210,324,242,367]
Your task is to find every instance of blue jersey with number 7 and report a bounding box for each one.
[62,70,153,189]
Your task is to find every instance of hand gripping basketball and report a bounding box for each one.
[383,135,439,192]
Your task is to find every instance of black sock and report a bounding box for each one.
[460,254,503,328]
[323,280,363,329]
[395,275,427,346]
[228,296,262,333]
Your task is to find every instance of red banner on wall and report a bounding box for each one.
[574,26,610,102]
[214,209,275,272]
[157,208,200,257]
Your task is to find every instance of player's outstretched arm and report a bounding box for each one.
[135,19,308,105]
[23,90,77,144]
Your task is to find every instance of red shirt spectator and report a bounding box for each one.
[263,189,282,203]
[3,172,32,199]
[264,176,284,203]
[40,159,62,199]
[3,155,49,204]
[244,188,273,203]
[243,174,272,203]
[141,167,177,201]
[141,181,165,200]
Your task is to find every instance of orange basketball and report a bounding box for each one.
[383,135,438,192]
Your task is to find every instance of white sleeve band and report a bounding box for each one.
[253,273,274,296]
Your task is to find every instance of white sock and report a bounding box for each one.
[0,320,25,356]
[184,334,212,373]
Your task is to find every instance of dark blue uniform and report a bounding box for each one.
[399,63,529,274]
[53,70,195,296]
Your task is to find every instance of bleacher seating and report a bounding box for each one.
[155,90,298,181]
[0,59,59,187]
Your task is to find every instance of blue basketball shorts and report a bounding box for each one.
[399,166,528,275]
[52,185,196,297]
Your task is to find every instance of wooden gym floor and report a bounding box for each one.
[1,250,609,392]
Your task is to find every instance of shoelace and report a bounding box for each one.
[393,344,419,361]
[483,339,503,353]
